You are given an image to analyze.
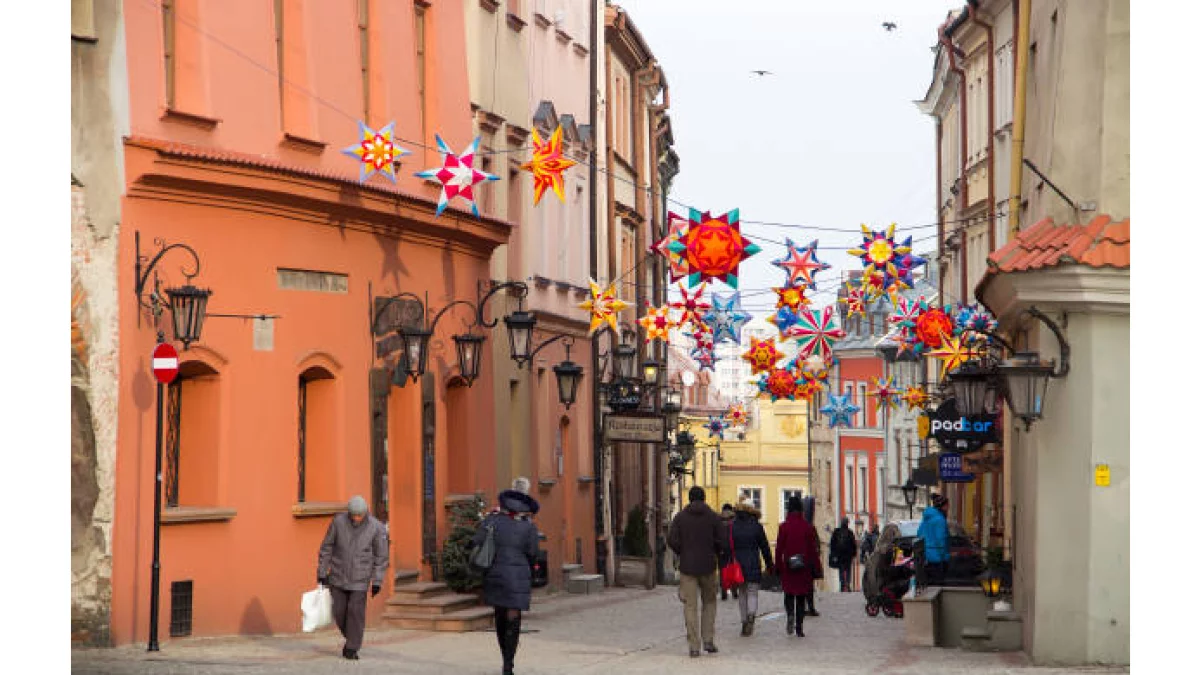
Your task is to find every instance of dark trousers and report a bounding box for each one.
[805,592,816,613]
[494,607,523,672]
[838,566,852,592]
[330,586,368,651]
[783,593,806,633]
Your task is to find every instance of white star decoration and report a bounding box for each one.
[415,135,499,217]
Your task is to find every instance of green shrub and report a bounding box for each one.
[623,505,651,558]
[442,493,488,593]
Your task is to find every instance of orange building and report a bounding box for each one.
[109,0,514,645]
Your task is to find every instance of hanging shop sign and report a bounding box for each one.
[938,452,975,483]
[929,399,999,453]
[604,413,667,444]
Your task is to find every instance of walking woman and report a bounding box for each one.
[775,496,821,637]
[731,498,773,635]
[472,488,540,675]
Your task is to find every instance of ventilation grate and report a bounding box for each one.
[169,580,193,637]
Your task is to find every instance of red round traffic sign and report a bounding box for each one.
[152,342,180,384]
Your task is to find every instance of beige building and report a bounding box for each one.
[920,0,1128,665]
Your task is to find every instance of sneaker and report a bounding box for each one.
[703,643,719,654]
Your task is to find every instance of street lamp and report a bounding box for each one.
[397,324,433,384]
[452,332,487,386]
[614,343,638,381]
[902,478,918,519]
[641,357,664,388]
[946,360,998,417]
[996,352,1054,430]
[552,342,585,409]
[662,387,682,429]
[164,284,211,350]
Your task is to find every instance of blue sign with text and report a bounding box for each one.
[938,452,975,483]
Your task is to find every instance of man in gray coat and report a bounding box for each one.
[317,496,389,660]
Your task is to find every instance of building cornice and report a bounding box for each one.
[977,265,1130,324]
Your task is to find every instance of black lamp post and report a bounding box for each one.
[452,332,487,386]
[504,309,537,367]
[397,323,433,384]
[902,478,918,519]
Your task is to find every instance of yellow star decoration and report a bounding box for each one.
[521,125,577,205]
[774,285,811,311]
[742,336,783,375]
[926,332,983,376]
[579,278,628,336]
[637,304,676,343]
[900,386,931,411]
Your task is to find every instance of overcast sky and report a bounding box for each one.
[618,0,963,318]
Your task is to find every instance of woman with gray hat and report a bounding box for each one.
[317,496,389,660]
[472,488,540,675]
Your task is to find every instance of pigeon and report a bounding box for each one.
[882,22,898,31]
[750,70,773,77]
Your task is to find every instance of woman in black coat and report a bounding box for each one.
[472,489,540,675]
[730,498,773,636]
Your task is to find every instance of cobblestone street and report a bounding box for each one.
[73,587,1128,674]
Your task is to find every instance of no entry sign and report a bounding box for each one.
[151,342,180,384]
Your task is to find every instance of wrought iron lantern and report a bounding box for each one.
[946,360,998,417]
[996,351,1054,430]
[453,332,487,386]
[398,325,433,384]
[675,429,697,464]
[641,357,664,388]
[165,284,211,350]
[662,387,683,429]
[553,344,585,409]
[613,343,638,381]
[902,478,918,519]
[504,309,537,367]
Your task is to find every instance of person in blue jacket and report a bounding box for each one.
[917,493,950,585]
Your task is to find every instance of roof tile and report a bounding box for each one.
[1103,218,1130,244]
[981,214,1130,279]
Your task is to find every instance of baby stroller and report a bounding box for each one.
[861,524,913,618]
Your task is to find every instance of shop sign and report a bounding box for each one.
[939,452,975,483]
[604,413,667,444]
[1095,463,1110,487]
[930,399,999,453]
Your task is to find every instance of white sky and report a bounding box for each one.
[617,0,964,318]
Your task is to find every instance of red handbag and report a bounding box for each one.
[720,526,744,590]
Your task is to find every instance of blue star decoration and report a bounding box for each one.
[703,291,751,344]
[704,416,729,440]
[772,238,832,289]
[691,345,719,372]
[819,392,861,428]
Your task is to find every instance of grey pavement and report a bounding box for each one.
[72,587,1128,674]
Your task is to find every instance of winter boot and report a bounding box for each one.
[501,612,522,675]
[786,611,795,635]
[746,615,756,636]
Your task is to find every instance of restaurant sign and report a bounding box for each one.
[603,413,668,444]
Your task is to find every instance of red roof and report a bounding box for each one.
[985,214,1130,274]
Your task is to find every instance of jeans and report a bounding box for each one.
[737,582,760,623]
[678,571,718,652]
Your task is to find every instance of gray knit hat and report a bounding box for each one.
[348,495,369,515]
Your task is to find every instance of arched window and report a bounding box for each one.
[298,366,337,503]
[166,361,220,507]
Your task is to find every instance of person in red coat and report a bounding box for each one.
[775,496,822,637]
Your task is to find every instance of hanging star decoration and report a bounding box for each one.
[890,296,925,331]
[955,303,998,338]
[767,305,802,337]
[893,250,928,288]
[914,305,956,350]
[847,224,913,279]
[725,403,749,427]
[926,332,983,375]
[692,327,715,354]
[415,135,499,217]
[759,367,801,402]
[785,306,847,362]
[840,282,867,321]
[671,283,712,330]
[521,125,577,205]
[652,214,692,283]
[637,303,675,344]
[900,386,931,412]
[743,336,784,375]
[578,278,628,336]
[704,416,730,440]
[799,354,833,391]
[774,285,812,311]
[869,376,900,412]
[703,291,752,345]
[773,239,831,289]
[820,392,861,428]
[342,121,411,183]
[691,345,719,372]
[669,208,761,288]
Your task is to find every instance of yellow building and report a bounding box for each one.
[717,399,810,545]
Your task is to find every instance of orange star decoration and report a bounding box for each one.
[742,336,783,375]
[521,125,577,205]
[900,386,931,411]
[637,304,675,343]
[869,375,900,412]
[926,332,982,376]
[578,278,628,336]
[774,285,811,311]
[839,281,867,320]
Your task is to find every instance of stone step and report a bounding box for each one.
[568,573,604,595]
[387,592,479,616]
[390,581,449,601]
[383,606,494,632]
[960,626,994,652]
[561,564,584,576]
[394,569,421,586]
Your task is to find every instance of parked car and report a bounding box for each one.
[883,519,983,587]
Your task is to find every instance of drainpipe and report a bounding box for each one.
[588,0,605,583]
[968,2,997,254]
[938,24,969,306]
[1008,0,1031,239]
[935,117,945,302]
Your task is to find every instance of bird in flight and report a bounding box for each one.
[882,22,898,31]
[750,70,773,77]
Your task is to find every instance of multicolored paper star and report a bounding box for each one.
[954,303,998,337]
[785,306,847,362]
[773,239,831,289]
[725,403,749,426]
[521,125,577,205]
[704,415,730,440]
[415,135,499,217]
[869,376,900,412]
[820,392,861,428]
[926,332,983,376]
[651,215,691,283]
[759,367,801,402]
[578,278,629,336]
[767,306,802,336]
[743,336,784,375]
[847,224,913,279]
[691,345,718,372]
[342,121,411,183]
[637,304,675,343]
[669,208,760,289]
[900,386,931,412]
[671,283,712,330]
[774,285,812,311]
[839,282,866,321]
[914,306,955,350]
[703,291,751,345]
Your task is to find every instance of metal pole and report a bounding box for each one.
[148,335,165,651]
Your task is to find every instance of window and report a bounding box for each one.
[826,461,833,504]
[780,489,804,523]
[844,464,854,516]
[414,4,428,141]
[165,361,221,507]
[738,486,763,513]
[860,465,868,513]
[298,367,337,502]
[163,0,176,108]
[856,382,867,427]
[358,0,370,121]
[556,418,568,477]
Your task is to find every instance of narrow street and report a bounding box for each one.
[73,587,1125,674]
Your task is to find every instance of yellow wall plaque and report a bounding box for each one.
[1095,464,1110,487]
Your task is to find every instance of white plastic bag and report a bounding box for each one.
[301,586,333,633]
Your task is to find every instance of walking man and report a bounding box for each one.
[668,486,727,658]
[829,518,858,592]
[317,496,389,660]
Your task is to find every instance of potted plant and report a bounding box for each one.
[441,493,488,595]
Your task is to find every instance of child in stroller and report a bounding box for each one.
[861,524,914,618]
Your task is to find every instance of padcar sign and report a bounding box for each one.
[930,399,999,453]
[603,413,667,444]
